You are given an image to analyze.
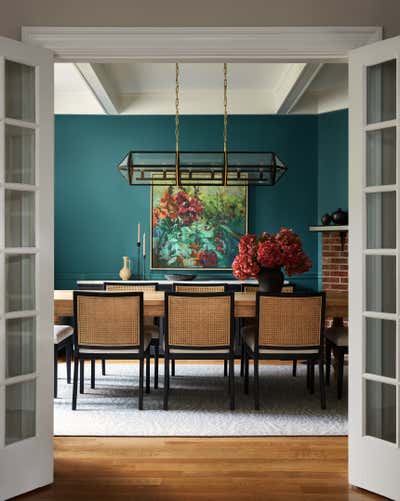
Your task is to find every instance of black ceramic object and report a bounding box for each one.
[331,208,348,225]
[165,273,196,281]
[257,267,284,293]
[321,213,332,226]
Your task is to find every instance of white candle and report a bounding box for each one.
[137,223,141,244]
[143,233,146,256]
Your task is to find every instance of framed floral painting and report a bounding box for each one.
[151,185,248,269]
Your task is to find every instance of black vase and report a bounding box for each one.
[257,267,284,293]
[321,213,332,226]
[331,208,348,225]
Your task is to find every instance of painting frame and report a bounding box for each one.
[150,185,248,271]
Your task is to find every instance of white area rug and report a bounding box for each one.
[54,362,347,436]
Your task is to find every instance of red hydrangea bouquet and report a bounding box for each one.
[232,228,312,292]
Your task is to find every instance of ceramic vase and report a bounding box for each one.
[119,256,132,281]
[257,267,284,293]
[331,208,348,225]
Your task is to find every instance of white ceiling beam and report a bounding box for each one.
[75,63,119,114]
[274,62,323,114]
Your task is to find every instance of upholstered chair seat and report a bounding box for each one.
[242,325,319,355]
[324,325,348,347]
[79,328,153,354]
[54,325,73,344]
[54,325,74,399]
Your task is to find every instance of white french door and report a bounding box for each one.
[0,37,54,500]
[349,36,400,500]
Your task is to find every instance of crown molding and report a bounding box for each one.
[22,26,382,62]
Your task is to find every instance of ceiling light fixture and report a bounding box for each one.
[117,63,288,186]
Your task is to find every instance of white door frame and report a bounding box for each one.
[348,36,400,500]
[21,26,381,63]
[0,35,54,501]
[18,23,390,498]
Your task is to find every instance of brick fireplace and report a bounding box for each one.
[321,231,348,293]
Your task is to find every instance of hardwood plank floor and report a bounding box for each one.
[17,437,385,501]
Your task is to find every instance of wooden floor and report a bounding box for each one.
[17,437,384,501]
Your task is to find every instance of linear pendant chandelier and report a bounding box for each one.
[116,63,288,186]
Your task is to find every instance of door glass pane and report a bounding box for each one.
[6,317,36,378]
[5,380,36,446]
[366,127,396,186]
[5,60,35,123]
[5,190,35,247]
[5,125,35,184]
[366,191,396,248]
[365,318,396,378]
[5,254,35,312]
[367,59,396,124]
[366,255,396,313]
[365,380,396,443]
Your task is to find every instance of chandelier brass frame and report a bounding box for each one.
[117,63,288,186]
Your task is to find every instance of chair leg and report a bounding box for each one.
[163,357,169,410]
[228,359,232,394]
[79,360,85,394]
[337,349,345,400]
[146,350,151,394]
[240,338,245,377]
[54,346,58,398]
[102,359,106,376]
[319,357,326,410]
[306,360,311,390]
[229,357,235,410]
[138,358,144,410]
[310,361,315,394]
[244,350,249,395]
[72,355,79,410]
[154,341,159,389]
[91,360,96,389]
[171,359,176,376]
[66,340,72,384]
[224,359,228,377]
[254,357,260,410]
[325,339,331,386]
[292,360,297,377]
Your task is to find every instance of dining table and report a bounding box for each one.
[54,290,348,322]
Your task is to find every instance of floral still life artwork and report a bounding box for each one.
[151,185,247,269]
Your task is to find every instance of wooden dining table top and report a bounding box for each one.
[54,290,348,320]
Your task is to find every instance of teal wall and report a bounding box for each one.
[316,109,349,289]
[318,109,348,217]
[54,112,347,290]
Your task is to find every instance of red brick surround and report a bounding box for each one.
[322,232,348,292]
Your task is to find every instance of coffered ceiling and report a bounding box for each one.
[54,62,347,115]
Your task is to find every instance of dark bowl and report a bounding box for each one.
[165,273,197,281]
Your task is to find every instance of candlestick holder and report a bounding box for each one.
[136,241,142,279]
[143,254,147,280]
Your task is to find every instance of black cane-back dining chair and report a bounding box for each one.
[164,291,235,410]
[171,283,228,377]
[103,282,161,388]
[72,291,153,410]
[241,292,326,410]
[240,283,297,376]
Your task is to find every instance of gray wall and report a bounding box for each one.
[1,0,400,41]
